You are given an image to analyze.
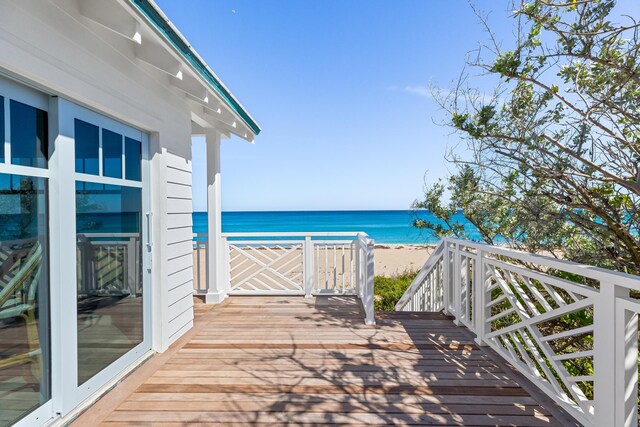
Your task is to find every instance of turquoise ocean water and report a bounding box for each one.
[193,210,481,244]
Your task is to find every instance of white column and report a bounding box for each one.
[204,130,227,304]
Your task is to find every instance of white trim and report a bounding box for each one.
[0,74,49,111]
[75,172,143,188]
[0,163,49,178]
[48,96,152,417]
[12,401,53,427]
[3,95,8,164]
[222,232,365,238]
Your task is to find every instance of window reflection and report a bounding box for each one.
[10,100,48,168]
[102,129,122,179]
[74,119,99,175]
[0,96,4,163]
[76,183,142,385]
[125,137,141,181]
[0,174,50,427]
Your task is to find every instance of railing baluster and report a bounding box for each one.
[341,245,345,292]
[395,236,640,427]
[324,244,328,290]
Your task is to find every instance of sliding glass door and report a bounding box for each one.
[0,74,151,426]
[0,78,51,427]
[64,100,151,405]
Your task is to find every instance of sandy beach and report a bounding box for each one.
[373,244,434,277]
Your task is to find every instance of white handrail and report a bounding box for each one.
[221,232,365,238]
[395,240,445,311]
[193,231,375,325]
[395,237,640,427]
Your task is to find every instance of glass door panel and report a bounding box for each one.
[70,106,148,391]
[0,176,50,427]
[75,183,142,385]
[0,76,51,427]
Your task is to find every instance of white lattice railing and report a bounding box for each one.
[396,237,640,427]
[193,232,375,325]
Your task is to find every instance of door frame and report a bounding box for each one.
[52,98,152,415]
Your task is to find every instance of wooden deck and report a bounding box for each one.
[73,296,577,426]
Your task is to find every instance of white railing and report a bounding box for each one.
[193,232,375,325]
[77,233,142,296]
[396,237,640,427]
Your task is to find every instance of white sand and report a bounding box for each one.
[374,244,434,277]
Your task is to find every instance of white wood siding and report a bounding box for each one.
[163,152,195,346]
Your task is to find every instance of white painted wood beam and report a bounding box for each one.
[80,0,141,44]
[171,74,209,102]
[134,42,183,79]
[190,110,231,139]
[185,91,221,113]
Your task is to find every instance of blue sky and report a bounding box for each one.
[154,0,639,212]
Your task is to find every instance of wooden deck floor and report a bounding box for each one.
[74,296,576,426]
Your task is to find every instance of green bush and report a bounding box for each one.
[374,270,419,311]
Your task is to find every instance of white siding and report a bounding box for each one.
[0,0,235,355]
[163,152,194,347]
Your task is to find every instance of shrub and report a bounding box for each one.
[374,270,418,311]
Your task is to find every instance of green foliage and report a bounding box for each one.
[423,0,640,275]
[373,271,419,311]
[418,0,640,403]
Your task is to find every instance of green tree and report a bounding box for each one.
[419,0,640,274]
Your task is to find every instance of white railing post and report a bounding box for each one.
[452,243,462,325]
[442,240,450,315]
[615,304,638,427]
[593,283,631,426]
[360,234,375,325]
[354,240,361,297]
[222,236,230,291]
[473,249,488,346]
[303,236,314,298]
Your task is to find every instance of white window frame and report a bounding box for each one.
[0,75,54,427]
[53,98,151,414]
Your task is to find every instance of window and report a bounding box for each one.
[10,100,48,168]
[0,96,4,163]
[102,129,123,179]
[125,137,141,181]
[75,119,99,175]
[0,87,51,427]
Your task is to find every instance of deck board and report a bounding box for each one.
[75,296,574,426]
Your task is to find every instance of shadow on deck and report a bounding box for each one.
[73,296,579,426]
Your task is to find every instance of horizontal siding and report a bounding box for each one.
[167,182,191,199]
[166,166,192,186]
[167,197,192,214]
[167,213,193,229]
[167,252,192,275]
[167,317,193,345]
[165,153,192,171]
[166,226,193,244]
[167,240,193,261]
[168,280,194,304]
[163,151,194,348]
[168,292,194,321]
[168,305,194,339]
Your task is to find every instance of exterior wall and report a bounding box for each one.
[162,150,195,348]
[0,0,198,352]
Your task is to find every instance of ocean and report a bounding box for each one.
[193,210,481,244]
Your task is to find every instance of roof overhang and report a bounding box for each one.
[79,0,260,142]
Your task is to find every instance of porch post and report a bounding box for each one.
[205,130,228,304]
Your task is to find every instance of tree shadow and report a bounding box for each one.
[179,295,569,426]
